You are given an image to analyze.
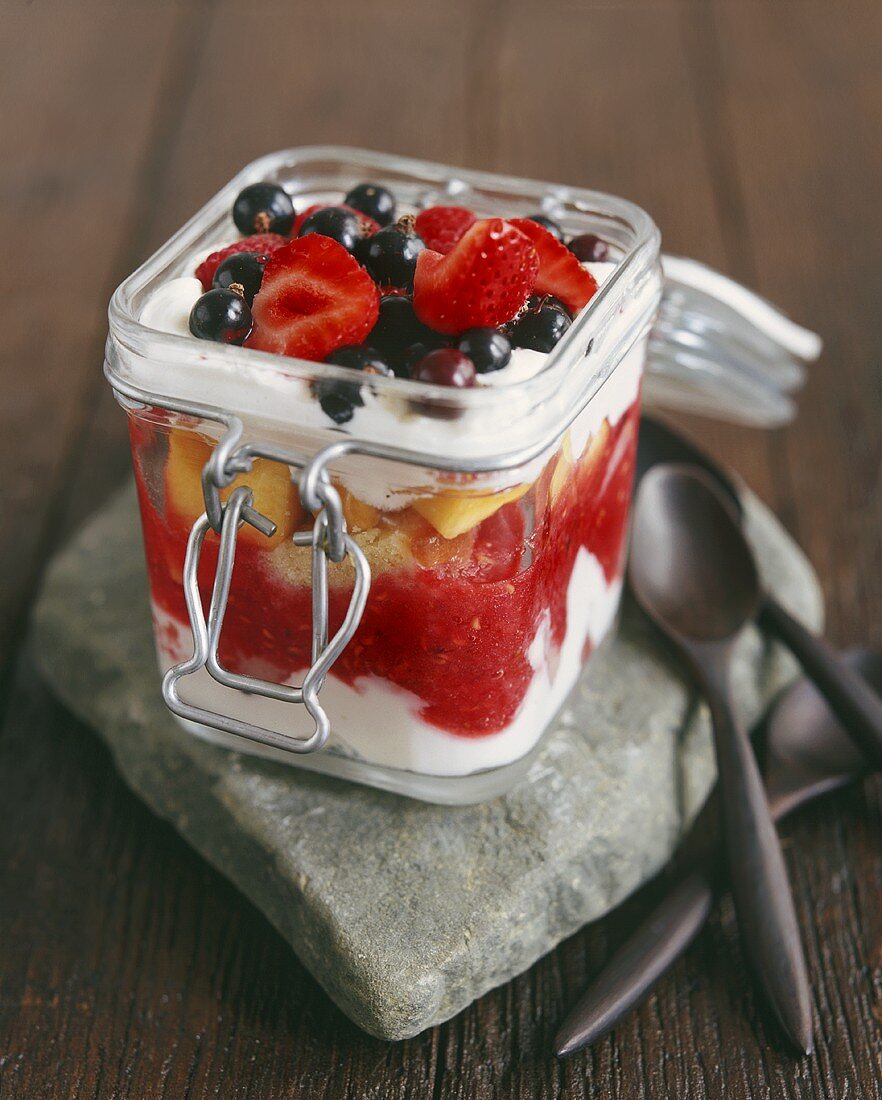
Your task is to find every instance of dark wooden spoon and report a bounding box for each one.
[637,416,882,770]
[554,649,878,1058]
[627,464,812,1054]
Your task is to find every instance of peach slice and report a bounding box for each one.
[394,508,476,568]
[165,429,301,549]
[549,432,575,504]
[412,482,530,539]
[338,486,381,533]
[581,419,612,480]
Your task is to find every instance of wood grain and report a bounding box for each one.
[1,1,880,1096]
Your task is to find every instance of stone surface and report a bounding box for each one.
[30,482,822,1040]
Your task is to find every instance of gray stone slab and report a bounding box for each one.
[30,482,822,1039]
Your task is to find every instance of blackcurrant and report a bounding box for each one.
[367,295,437,371]
[508,304,571,352]
[568,233,609,262]
[326,345,393,375]
[412,348,476,388]
[526,213,564,241]
[362,220,425,290]
[189,289,252,345]
[212,251,268,304]
[353,235,373,266]
[232,182,294,235]
[457,328,511,374]
[398,337,451,377]
[315,346,393,424]
[410,348,477,418]
[526,293,572,318]
[298,206,363,254]
[316,391,358,426]
[344,182,396,227]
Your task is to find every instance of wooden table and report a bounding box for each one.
[2,2,880,1095]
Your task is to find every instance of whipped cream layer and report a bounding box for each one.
[153,544,622,776]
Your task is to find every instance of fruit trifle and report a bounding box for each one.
[109,149,661,799]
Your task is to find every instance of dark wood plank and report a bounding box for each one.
[0,2,207,668]
[711,4,882,1092]
[4,3,473,1097]
[138,0,477,252]
[716,1,882,645]
[1,1,880,1097]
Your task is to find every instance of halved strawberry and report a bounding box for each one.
[412,219,538,335]
[246,235,380,361]
[292,202,381,236]
[414,206,477,254]
[509,218,597,314]
[195,233,288,290]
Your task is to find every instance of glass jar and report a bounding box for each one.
[105,147,789,804]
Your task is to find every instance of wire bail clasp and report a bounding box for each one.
[161,435,370,756]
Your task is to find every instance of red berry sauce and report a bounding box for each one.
[130,401,640,738]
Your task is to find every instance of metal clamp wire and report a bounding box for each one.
[201,419,276,537]
[207,434,348,561]
[161,485,370,756]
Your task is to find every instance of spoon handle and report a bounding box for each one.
[701,653,813,1055]
[553,870,713,1056]
[760,596,882,769]
[554,762,861,1057]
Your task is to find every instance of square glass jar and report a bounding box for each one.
[106,147,663,803]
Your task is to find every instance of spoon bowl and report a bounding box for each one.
[765,649,882,818]
[630,464,759,643]
[636,416,882,769]
[637,415,744,516]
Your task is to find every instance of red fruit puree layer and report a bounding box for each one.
[130,402,640,738]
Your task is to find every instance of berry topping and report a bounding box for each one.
[344,182,396,227]
[326,344,393,376]
[292,203,322,234]
[195,233,287,290]
[314,345,393,424]
[367,295,439,374]
[232,183,295,236]
[509,218,598,315]
[246,236,379,361]
[313,390,356,426]
[507,301,571,352]
[412,348,477,388]
[189,288,252,345]
[298,205,364,254]
[526,213,564,241]
[212,251,268,304]
[525,292,572,318]
[568,233,610,263]
[399,337,451,375]
[414,206,477,254]
[413,219,539,335]
[362,218,426,290]
[457,327,511,374]
[293,202,380,237]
